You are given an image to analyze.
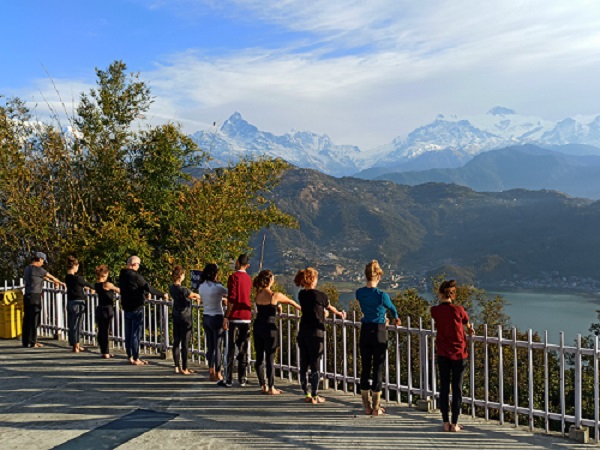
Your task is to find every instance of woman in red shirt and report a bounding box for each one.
[431,280,474,432]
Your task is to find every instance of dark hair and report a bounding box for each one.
[438,280,449,294]
[237,254,249,266]
[171,265,185,282]
[293,267,318,288]
[66,255,79,270]
[443,279,457,299]
[200,263,219,284]
[253,270,273,290]
[95,265,109,281]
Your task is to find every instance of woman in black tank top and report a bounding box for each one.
[95,265,120,359]
[253,270,301,395]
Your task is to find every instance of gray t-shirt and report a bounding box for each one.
[199,281,228,316]
[24,265,47,294]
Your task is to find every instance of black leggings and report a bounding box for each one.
[173,316,192,370]
[203,315,224,370]
[359,323,388,393]
[96,305,114,355]
[298,333,324,397]
[225,322,250,384]
[437,356,468,424]
[67,300,86,346]
[254,326,278,388]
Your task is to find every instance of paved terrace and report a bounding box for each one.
[0,339,592,450]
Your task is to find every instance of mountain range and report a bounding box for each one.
[191,108,600,179]
[252,168,600,286]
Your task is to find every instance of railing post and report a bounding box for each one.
[161,300,170,359]
[575,334,582,429]
[498,325,504,425]
[568,334,589,443]
[527,328,534,431]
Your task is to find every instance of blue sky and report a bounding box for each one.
[3,0,600,148]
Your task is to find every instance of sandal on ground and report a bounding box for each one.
[311,395,326,404]
[371,407,385,416]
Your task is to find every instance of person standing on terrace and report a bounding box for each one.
[253,269,301,395]
[22,252,66,348]
[431,279,474,432]
[355,260,401,416]
[119,255,167,366]
[198,263,228,382]
[169,265,201,375]
[65,256,95,353]
[220,254,252,387]
[294,267,346,404]
[95,265,119,359]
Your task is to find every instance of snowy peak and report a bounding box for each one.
[189,108,600,177]
[191,112,362,176]
[220,112,258,138]
[487,106,517,116]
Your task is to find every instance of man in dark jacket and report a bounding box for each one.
[119,255,167,365]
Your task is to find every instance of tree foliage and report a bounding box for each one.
[0,61,297,286]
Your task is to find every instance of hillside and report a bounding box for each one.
[371,145,600,199]
[252,168,600,287]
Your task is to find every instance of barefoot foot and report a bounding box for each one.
[311,395,325,404]
[449,424,463,432]
[181,368,192,375]
[267,387,283,395]
[443,422,451,432]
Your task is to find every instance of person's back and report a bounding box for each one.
[170,283,193,320]
[24,264,47,295]
[226,270,252,321]
[119,268,146,312]
[199,281,227,316]
[431,302,468,360]
[298,289,328,337]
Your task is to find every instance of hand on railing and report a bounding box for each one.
[393,317,401,327]
[466,322,475,336]
[223,317,229,331]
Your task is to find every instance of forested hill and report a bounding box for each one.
[253,168,600,283]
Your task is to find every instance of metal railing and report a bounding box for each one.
[2,279,598,442]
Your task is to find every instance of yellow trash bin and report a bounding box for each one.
[0,289,24,338]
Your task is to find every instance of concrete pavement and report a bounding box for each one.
[0,338,592,449]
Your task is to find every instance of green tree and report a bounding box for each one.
[0,61,297,287]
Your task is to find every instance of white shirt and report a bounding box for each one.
[199,281,228,316]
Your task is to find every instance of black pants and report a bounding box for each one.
[67,300,86,346]
[225,322,250,384]
[254,325,278,388]
[173,315,192,370]
[96,305,114,355]
[437,356,468,424]
[203,314,224,370]
[359,323,388,393]
[22,294,42,347]
[298,333,324,396]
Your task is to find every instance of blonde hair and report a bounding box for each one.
[365,260,383,281]
[294,267,318,289]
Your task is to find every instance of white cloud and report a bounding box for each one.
[15,1,600,148]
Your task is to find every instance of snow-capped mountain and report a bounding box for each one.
[190,108,600,176]
[191,112,363,176]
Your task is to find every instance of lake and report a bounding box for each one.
[490,290,600,344]
[338,287,600,344]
